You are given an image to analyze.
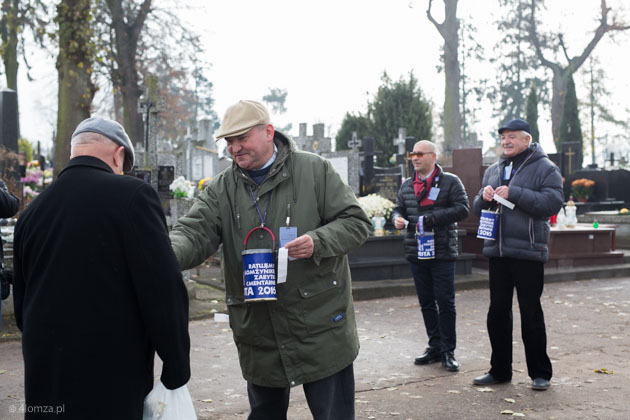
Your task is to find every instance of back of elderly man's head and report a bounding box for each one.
[71,117,135,172]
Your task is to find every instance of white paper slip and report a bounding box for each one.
[214,313,229,323]
[277,247,288,284]
[493,193,515,210]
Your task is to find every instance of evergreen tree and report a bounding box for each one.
[525,82,540,143]
[335,112,371,151]
[368,72,432,166]
[558,74,583,168]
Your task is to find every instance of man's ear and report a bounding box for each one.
[265,124,275,141]
[113,146,125,171]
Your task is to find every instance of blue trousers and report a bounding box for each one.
[409,259,457,353]
[247,363,355,420]
[487,257,552,381]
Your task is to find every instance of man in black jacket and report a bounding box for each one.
[13,117,191,419]
[392,140,469,372]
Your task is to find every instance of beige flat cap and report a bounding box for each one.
[215,100,270,140]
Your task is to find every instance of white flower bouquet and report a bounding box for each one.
[169,176,194,199]
[357,194,395,220]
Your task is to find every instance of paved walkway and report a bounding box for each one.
[2,275,629,419]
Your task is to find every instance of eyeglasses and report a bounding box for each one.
[409,151,434,158]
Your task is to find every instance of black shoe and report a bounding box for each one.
[414,347,441,365]
[472,373,510,386]
[442,352,460,372]
[531,378,550,391]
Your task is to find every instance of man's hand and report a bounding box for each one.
[284,234,314,259]
[482,185,495,202]
[494,186,509,199]
[393,216,407,230]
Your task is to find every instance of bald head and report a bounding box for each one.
[411,140,438,177]
[415,140,437,155]
[70,132,126,174]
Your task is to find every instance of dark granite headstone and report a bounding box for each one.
[567,168,630,204]
[157,165,174,198]
[371,166,402,202]
[130,169,151,184]
[560,142,582,177]
[0,89,18,152]
[361,137,375,195]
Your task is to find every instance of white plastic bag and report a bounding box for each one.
[143,381,197,420]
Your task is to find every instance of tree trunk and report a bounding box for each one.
[427,0,461,151]
[54,0,95,177]
[107,0,151,148]
[550,68,568,145]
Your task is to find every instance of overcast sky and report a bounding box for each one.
[13,0,630,161]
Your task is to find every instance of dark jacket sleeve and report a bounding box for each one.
[432,174,469,226]
[124,183,191,389]
[0,179,19,218]
[391,180,409,222]
[507,162,563,218]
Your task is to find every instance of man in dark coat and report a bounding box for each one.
[472,118,563,391]
[13,117,191,419]
[392,140,469,372]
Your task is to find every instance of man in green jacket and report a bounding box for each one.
[170,100,371,419]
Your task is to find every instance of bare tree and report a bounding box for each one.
[54,0,96,176]
[528,0,630,147]
[427,0,461,151]
[102,0,152,145]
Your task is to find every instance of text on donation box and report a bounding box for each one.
[477,210,499,240]
[417,232,435,259]
[242,250,277,301]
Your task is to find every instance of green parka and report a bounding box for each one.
[170,131,371,387]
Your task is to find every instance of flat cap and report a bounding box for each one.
[215,100,270,140]
[72,117,135,172]
[498,118,531,135]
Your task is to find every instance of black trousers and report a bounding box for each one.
[409,260,457,353]
[487,257,552,381]
[247,363,355,420]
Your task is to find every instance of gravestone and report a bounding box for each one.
[0,89,23,203]
[294,122,360,194]
[136,74,165,191]
[0,89,18,152]
[442,148,487,257]
[560,142,582,177]
[157,165,175,200]
[371,166,402,202]
[393,128,406,157]
[294,123,331,154]
[361,137,375,195]
[564,168,630,210]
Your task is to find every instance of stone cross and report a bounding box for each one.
[137,74,165,190]
[564,147,576,175]
[347,131,362,151]
[393,127,407,155]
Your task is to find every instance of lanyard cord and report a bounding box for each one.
[249,186,273,228]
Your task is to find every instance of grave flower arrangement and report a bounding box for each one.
[20,161,43,190]
[169,176,194,198]
[197,177,211,192]
[571,178,595,201]
[357,194,395,221]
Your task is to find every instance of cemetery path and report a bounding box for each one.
[1,276,630,419]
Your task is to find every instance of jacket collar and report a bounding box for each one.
[498,142,547,166]
[58,156,114,178]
